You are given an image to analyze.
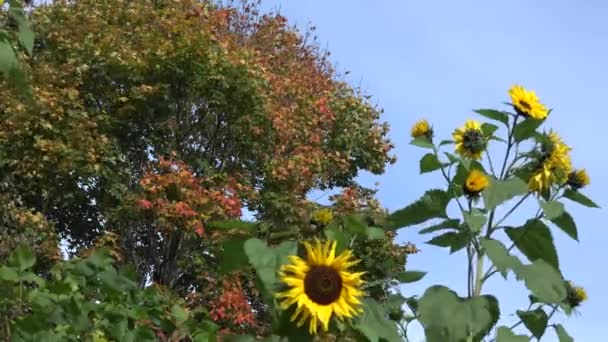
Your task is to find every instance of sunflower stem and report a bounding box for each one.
[499,114,519,180]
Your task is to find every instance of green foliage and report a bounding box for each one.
[516,308,548,339]
[562,188,600,208]
[549,211,578,241]
[387,189,450,230]
[554,324,574,342]
[495,327,529,342]
[1,247,217,341]
[244,238,297,300]
[420,153,445,174]
[417,285,500,342]
[516,260,567,304]
[354,298,402,342]
[481,177,528,210]
[513,118,545,142]
[505,219,560,270]
[474,109,510,126]
[426,231,470,254]
[480,238,522,279]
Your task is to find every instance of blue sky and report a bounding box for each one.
[260,1,607,341]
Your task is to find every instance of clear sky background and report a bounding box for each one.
[260,1,607,341]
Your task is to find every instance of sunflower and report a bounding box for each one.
[276,240,365,335]
[565,281,588,308]
[411,119,433,140]
[464,169,489,196]
[312,208,333,225]
[508,85,549,120]
[453,119,486,160]
[567,169,590,191]
[529,131,572,192]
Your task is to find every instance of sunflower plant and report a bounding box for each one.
[390,85,599,341]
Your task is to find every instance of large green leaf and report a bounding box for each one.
[10,245,36,271]
[324,225,351,253]
[8,5,35,55]
[410,137,435,149]
[562,189,600,208]
[354,298,402,342]
[426,231,470,254]
[244,239,297,297]
[481,122,499,137]
[515,260,567,304]
[479,238,522,279]
[554,324,574,342]
[419,219,460,235]
[516,308,548,339]
[342,215,368,235]
[549,211,578,241]
[513,118,545,142]
[495,327,528,342]
[540,200,565,220]
[463,209,486,233]
[387,189,450,230]
[395,271,427,284]
[505,219,559,271]
[0,39,19,76]
[420,153,444,174]
[474,109,509,126]
[482,177,528,211]
[219,237,249,274]
[417,285,500,342]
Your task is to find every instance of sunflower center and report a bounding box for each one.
[462,130,485,153]
[304,265,342,305]
[519,100,532,111]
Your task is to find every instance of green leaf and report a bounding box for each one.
[0,39,19,76]
[417,285,500,342]
[515,260,567,304]
[354,298,402,342]
[207,219,257,233]
[426,231,469,254]
[342,215,367,235]
[505,219,559,271]
[549,211,578,241]
[554,324,574,342]
[8,6,35,55]
[482,177,528,211]
[439,140,454,146]
[387,189,450,230]
[480,238,522,279]
[474,109,509,126]
[171,304,189,326]
[419,219,460,234]
[540,200,565,220]
[219,237,249,274]
[516,308,548,339]
[324,226,350,253]
[0,265,19,281]
[481,122,499,137]
[562,189,600,208]
[395,271,427,283]
[463,209,486,233]
[10,246,36,271]
[420,153,443,174]
[244,239,297,297]
[410,137,434,149]
[513,118,545,142]
[495,327,529,342]
[444,152,459,164]
[366,227,385,240]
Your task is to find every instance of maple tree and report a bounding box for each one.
[0,0,409,338]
